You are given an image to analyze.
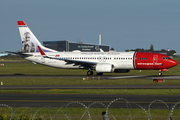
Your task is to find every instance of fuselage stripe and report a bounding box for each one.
[19,26,27,27]
[133,52,136,69]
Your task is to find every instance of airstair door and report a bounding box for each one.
[41,56,45,63]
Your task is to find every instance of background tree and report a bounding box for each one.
[110,48,115,50]
[135,48,143,52]
[170,50,176,54]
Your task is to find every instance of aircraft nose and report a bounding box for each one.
[170,59,178,67]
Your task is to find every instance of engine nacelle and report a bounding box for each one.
[95,63,114,73]
[114,69,130,73]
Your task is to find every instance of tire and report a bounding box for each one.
[87,70,93,75]
[97,72,103,75]
[159,72,162,76]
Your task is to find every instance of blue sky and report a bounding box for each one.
[1,0,180,52]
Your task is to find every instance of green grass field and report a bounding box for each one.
[0,59,180,86]
[0,58,180,95]
[0,89,180,95]
[0,107,180,120]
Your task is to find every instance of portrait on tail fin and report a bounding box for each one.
[18,21,56,53]
[22,32,36,53]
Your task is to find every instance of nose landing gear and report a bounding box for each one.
[158,72,162,76]
[159,69,168,76]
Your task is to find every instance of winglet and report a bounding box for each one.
[37,46,46,56]
[100,48,104,52]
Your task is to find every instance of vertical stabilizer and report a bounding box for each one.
[17,21,57,53]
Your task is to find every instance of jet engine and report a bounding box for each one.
[95,63,115,73]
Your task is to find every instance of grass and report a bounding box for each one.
[0,58,180,95]
[1,78,180,85]
[1,77,180,95]
[1,107,180,120]
[0,89,180,95]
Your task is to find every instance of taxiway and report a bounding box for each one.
[0,75,180,79]
[0,93,180,109]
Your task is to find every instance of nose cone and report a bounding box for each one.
[169,59,178,68]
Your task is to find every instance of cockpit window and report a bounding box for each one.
[163,57,171,59]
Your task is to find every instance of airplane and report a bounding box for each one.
[7,21,178,76]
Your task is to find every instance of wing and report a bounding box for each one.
[63,59,97,68]
[37,46,97,68]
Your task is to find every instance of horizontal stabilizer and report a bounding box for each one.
[5,51,33,56]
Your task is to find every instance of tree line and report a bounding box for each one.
[124,44,176,55]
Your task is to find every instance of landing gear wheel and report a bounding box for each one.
[97,72,103,76]
[159,72,162,76]
[87,70,93,75]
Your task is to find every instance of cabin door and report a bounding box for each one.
[41,56,45,63]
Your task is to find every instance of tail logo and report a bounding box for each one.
[22,32,36,53]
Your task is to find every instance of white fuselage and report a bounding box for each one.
[25,51,135,70]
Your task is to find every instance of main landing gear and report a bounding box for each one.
[97,72,103,75]
[87,70,93,75]
[87,70,103,76]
